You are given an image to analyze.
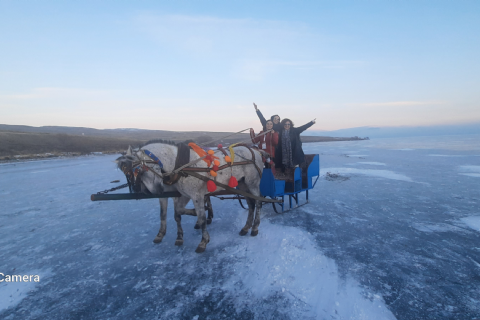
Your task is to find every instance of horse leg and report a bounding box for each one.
[194,196,213,228]
[192,195,210,253]
[251,199,263,236]
[238,181,255,236]
[245,181,262,236]
[205,196,213,225]
[153,198,168,243]
[173,195,190,246]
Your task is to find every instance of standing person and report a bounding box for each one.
[250,120,279,173]
[275,118,316,174]
[253,103,282,132]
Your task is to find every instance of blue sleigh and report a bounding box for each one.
[258,154,320,213]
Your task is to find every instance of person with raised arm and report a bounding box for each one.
[275,117,316,175]
[253,103,282,132]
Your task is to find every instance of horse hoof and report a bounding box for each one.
[195,246,206,253]
[207,218,212,225]
[153,237,163,244]
[239,229,248,236]
[175,239,183,246]
[251,230,258,237]
[194,223,200,229]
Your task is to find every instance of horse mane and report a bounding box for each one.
[141,139,177,147]
[141,139,196,148]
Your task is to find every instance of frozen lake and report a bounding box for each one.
[1,134,480,319]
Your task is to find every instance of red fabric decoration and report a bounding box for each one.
[212,165,219,171]
[218,144,223,149]
[207,180,216,192]
[228,176,238,188]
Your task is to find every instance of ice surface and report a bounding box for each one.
[1,136,480,319]
[0,269,52,312]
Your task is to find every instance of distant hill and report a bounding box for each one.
[0,124,363,158]
[308,122,480,139]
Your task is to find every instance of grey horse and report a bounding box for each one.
[116,142,264,253]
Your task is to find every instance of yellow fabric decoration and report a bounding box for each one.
[228,143,238,165]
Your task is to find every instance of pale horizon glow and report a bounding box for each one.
[1,1,479,132]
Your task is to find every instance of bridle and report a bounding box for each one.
[132,149,166,179]
[118,149,166,193]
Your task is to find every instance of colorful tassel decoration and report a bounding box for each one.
[210,170,217,177]
[214,160,220,166]
[207,150,215,155]
[207,180,216,192]
[225,156,231,163]
[212,165,219,171]
[228,176,238,188]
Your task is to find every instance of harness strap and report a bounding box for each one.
[233,144,263,178]
[181,160,255,172]
[185,171,282,203]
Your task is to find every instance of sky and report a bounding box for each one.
[0,1,479,131]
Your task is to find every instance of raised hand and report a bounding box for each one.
[253,103,258,111]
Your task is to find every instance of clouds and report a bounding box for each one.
[352,100,447,108]
[1,4,479,131]
[133,13,361,81]
[1,87,108,101]
[134,13,309,56]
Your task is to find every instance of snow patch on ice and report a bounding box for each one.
[0,269,53,312]
[459,173,480,177]
[411,223,466,233]
[394,148,415,151]
[429,154,466,157]
[346,155,368,158]
[221,215,396,319]
[321,167,413,182]
[458,166,480,178]
[460,216,480,232]
[357,162,386,166]
[458,165,480,172]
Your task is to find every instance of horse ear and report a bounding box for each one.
[126,145,133,155]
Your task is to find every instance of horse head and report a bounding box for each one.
[116,146,165,194]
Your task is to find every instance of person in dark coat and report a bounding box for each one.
[275,118,316,173]
[253,103,282,132]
